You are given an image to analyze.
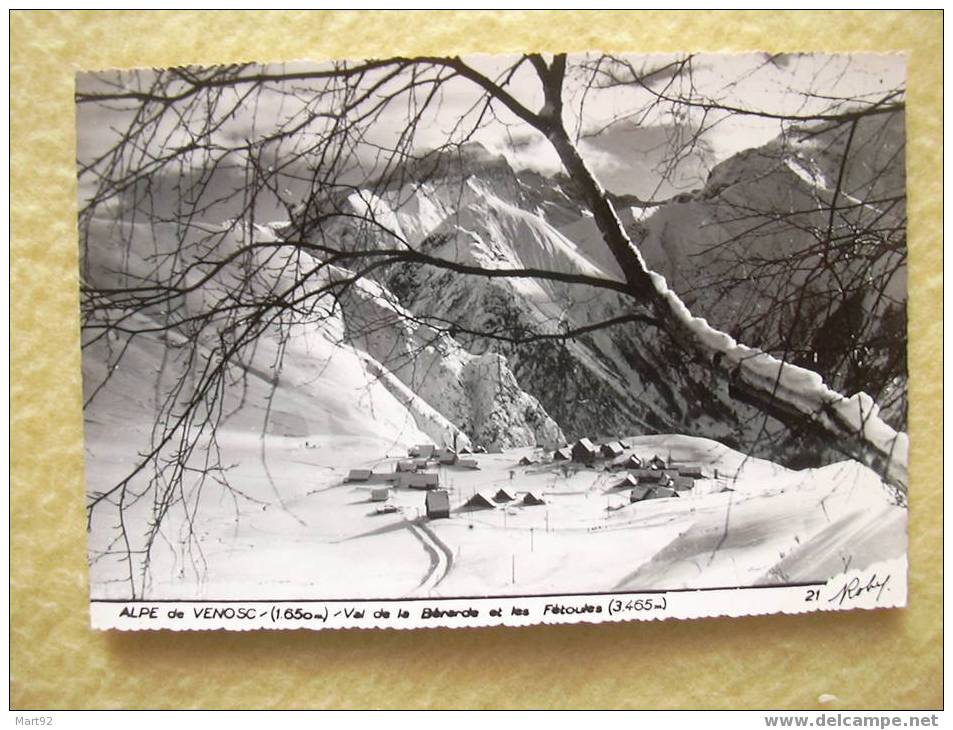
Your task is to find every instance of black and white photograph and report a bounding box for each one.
[76,51,909,625]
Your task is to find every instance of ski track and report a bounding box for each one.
[406,520,441,591]
[406,518,453,594]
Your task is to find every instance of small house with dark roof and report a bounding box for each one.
[610,474,639,491]
[522,491,546,506]
[425,489,450,519]
[678,466,707,479]
[397,472,440,490]
[346,469,373,483]
[493,488,517,503]
[624,455,643,469]
[632,469,662,483]
[457,458,480,470]
[629,484,654,503]
[437,448,458,465]
[409,444,436,459]
[646,486,678,500]
[396,460,416,472]
[600,441,625,459]
[464,491,496,510]
[553,446,572,461]
[649,455,668,470]
[370,487,391,502]
[571,438,597,462]
[518,456,537,466]
[673,476,695,491]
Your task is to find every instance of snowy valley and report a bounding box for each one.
[82,125,908,600]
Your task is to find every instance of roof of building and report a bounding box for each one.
[425,489,450,513]
[574,437,596,452]
[464,491,496,509]
[522,491,545,505]
[553,447,572,460]
[493,488,517,502]
[601,441,625,456]
[346,469,373,482]
[399,472,440,488]
[673,476,695,491]
[612,474,639,489]
[629,484,654,502]
[678,466,706,478]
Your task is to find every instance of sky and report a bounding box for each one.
[76,51,906,208]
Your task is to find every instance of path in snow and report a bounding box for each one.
[407,518,453,595]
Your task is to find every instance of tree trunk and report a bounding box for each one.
[542,117,908,493]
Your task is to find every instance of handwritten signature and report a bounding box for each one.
[828,572,891,606]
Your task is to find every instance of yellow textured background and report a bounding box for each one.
[10,10,942,710]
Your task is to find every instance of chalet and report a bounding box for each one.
[646,486,678,500]
[632,469,662,483]
[522,491,546,506]
[464,491,496,510]
[370,487,391,502]
[629,484,654,503]
[437,448,458,465]
[571,438,598,462]
[600,441,625,458]
[457,458,480,470]
[624,455,643,469]
[409,444,436,459]
[649,455,668,470]
[346,469,373,483]
[553,447,572,461]
[458,447,472,455]
[414,458,431,471]
[661,469,680,479]
[610,474,639,490]
[397,472,440,490]
[493,488,517,503]
[518,456,537,466]
[672,476,695,491]
[678,466,707,479]
[425,489,450,519]
[396,460,416,473]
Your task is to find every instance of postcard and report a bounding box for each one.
[77,51,908,630]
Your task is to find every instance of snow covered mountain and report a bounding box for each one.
[82,119,905,475]
[271,124,904,469]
